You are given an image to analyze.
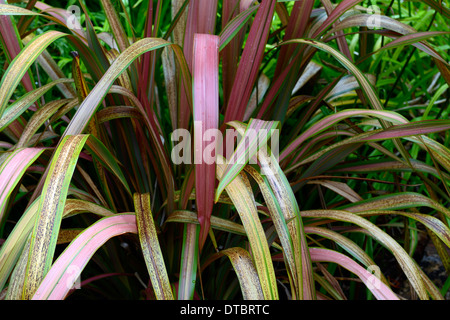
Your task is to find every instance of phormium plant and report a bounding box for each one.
[0,0,449,300]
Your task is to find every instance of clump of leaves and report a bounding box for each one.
[0,0,449,300]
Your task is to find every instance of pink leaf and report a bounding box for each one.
[179,0,218,130]
[193,33,220,250]
[312,0,364,38]
[32,215,137,300]
[310,248,399,300]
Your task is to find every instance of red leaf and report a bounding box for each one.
[223,0,276,124]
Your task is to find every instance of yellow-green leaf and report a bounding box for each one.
[23,134,89,299]
[216,155,278,300]
[134,193,173,300]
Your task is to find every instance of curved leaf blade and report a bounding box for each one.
[23,134,89,299]
[0,148,45,221]
[280,108,408,161]
[32,214,137,300]
[0,30,66,117]
[178,223,200,300]
[302,209,429,299]
[63,37,189,136]
[310,248,399,300]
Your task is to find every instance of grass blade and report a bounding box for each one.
[85,135,132,196]
[0,198,39,292]
[219,3,259,51]
[100,0,130,53]
[15,99,72,149]
[311,0,363,38]
[63,37,185,136]
[421,0,450,19]
[281,39,384,113]
[0,3,39,16]
[274,0,313,77]
[244,164,303,298]
[305,226,388,285]
[0,1,35,93]
[178,0,218,130]
[1,197,115,294]
[327,15,449,64]
[357,210,450,249]
[226,120,315,298]
[338,192,450,219]
[280,109,408,162]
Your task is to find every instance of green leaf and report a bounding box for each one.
[0,198,40,292]
[339,192,450,219]
[281,39,384,113]
[280,108,408,161]
[63,37,188,136]
[15,99,72,149]
[165,210,246,236]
